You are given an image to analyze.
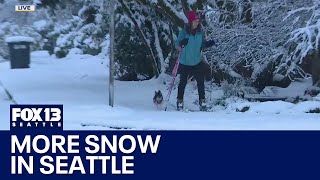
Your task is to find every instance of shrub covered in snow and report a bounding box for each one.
[0,22,42,59]
[0,0,51,58]
[204,0,320,91]
[53,8,107,58]
[32,0,109,58]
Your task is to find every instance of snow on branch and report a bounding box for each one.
[286,2,320,71]
[152,21,166,73]
[161,0,188,23]
[283,7,313,21]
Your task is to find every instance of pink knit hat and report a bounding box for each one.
[187,10,199,23]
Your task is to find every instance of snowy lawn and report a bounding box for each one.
[0,51,319,130]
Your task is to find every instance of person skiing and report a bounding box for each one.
[175,10,215,111]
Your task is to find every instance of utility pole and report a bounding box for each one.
[109,0,115,107]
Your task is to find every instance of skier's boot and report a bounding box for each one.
[199,99,207,111]
[176,99,184,111]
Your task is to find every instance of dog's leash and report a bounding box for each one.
[164,46,183,111]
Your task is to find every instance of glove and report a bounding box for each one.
[179,38,188,46]
[205,39,215,47]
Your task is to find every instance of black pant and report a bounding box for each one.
[177,62,205,101]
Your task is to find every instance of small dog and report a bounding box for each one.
[153,90,164,107]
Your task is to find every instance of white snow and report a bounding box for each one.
[33,20,48,31]
[162,0,188,23]
[266,79,312,97]
[67,48,83,56]
[273,74,285,82]
[33,0,42,5]
[0,56,5,62]
[187,0,197,6]
[5,36,35,43]
[0,51,319,130]
[229,70,243,78]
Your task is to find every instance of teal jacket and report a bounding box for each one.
[175,26,205,66]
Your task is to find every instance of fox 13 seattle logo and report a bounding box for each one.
[10,105,63,131]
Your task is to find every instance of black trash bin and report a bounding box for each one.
[5,36,34,69]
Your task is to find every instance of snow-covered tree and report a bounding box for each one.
[202,0,319,91]
[0,0,44,58]
[282,0,320,82]
[3,0,317,90]
[115,0,184,79]
[33,0,110,58]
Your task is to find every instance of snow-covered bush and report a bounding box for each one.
[53,5,108,58]
[220,79,256,98]
[34,0,108,58]
[0,0,54,58]
[0,22,42,59]
[282,0,320,79]
[203,0,319,91]
[32,20,56,54]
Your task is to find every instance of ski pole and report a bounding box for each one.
[164,46,183,111]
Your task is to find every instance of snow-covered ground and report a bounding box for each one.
[0,82,11,130]
[0,51,319,130]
